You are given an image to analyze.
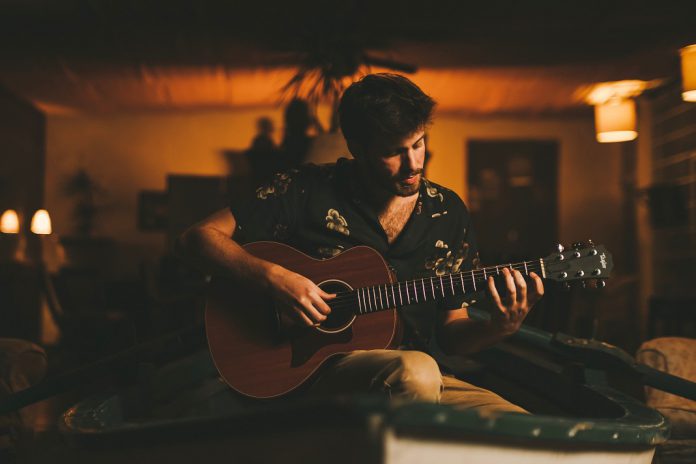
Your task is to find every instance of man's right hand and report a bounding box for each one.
[265,265,336,326]
[177,208,335,327]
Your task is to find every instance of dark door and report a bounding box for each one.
[467,140,558,264]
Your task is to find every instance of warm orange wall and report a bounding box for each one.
[46,108,285,274]
[46,108,623,275]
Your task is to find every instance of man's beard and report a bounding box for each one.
[356,160,423,198]
[389,170,423,197]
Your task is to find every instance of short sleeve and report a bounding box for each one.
[229,168,307,244]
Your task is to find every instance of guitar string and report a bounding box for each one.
[322,250,605,313]
[324,261,545,312]
[325,272,544,314]
[298,252,604,317]
[329,262,543,306]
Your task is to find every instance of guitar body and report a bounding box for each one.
[205,242,399,399]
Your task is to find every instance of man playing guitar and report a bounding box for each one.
[179,74,544,413]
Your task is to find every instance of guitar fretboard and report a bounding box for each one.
[350,259,545,314]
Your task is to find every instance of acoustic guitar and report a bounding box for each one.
[205,241,613,399]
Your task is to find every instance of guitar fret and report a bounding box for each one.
[357,289,363,314]
[384,284,389,308]
[496,266,499,275]
[405,282,411,304]
[372,287,377,310]
[421,278,427,300]
[439,276,445,297]
[430,278,436,299]
[483,268,487,280]
[378,285,384,309]
[366,287,372,312]
[524,261,528,275]
[459,272,465,293]
[413,281,418,303]
[540,258,546,278]
[471,271,477,291]
[398,283,404,306]
[391,284,397,308]
[449,274,455,295]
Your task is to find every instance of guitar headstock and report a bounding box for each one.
[543,240,613,286]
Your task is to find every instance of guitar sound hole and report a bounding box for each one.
[318,280,355,332]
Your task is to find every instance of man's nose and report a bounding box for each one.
[404,148,420,171]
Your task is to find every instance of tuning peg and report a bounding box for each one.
[598,280,606,289]
[556,244,565,253]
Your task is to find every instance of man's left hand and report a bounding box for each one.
[487,268,544,336]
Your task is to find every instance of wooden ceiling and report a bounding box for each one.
[1,0,694,115]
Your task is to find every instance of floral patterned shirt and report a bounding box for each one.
[230,157,480,348]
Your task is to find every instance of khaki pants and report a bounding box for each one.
[309,349,527,414]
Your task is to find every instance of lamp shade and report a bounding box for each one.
[0,209,20,234]
[30,209,52,235]
[594,98,638,143]
[681,44,696,102]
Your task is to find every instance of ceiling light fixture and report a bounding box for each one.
[594,98,637,143]
[680,44,696,102]
[581,80,651,143]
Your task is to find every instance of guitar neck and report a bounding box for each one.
[351,259,546,315]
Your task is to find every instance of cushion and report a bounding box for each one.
[637,337,696,439]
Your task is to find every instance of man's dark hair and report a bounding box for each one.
[338,73,436,149]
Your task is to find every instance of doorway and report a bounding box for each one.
[467,139,558,264]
